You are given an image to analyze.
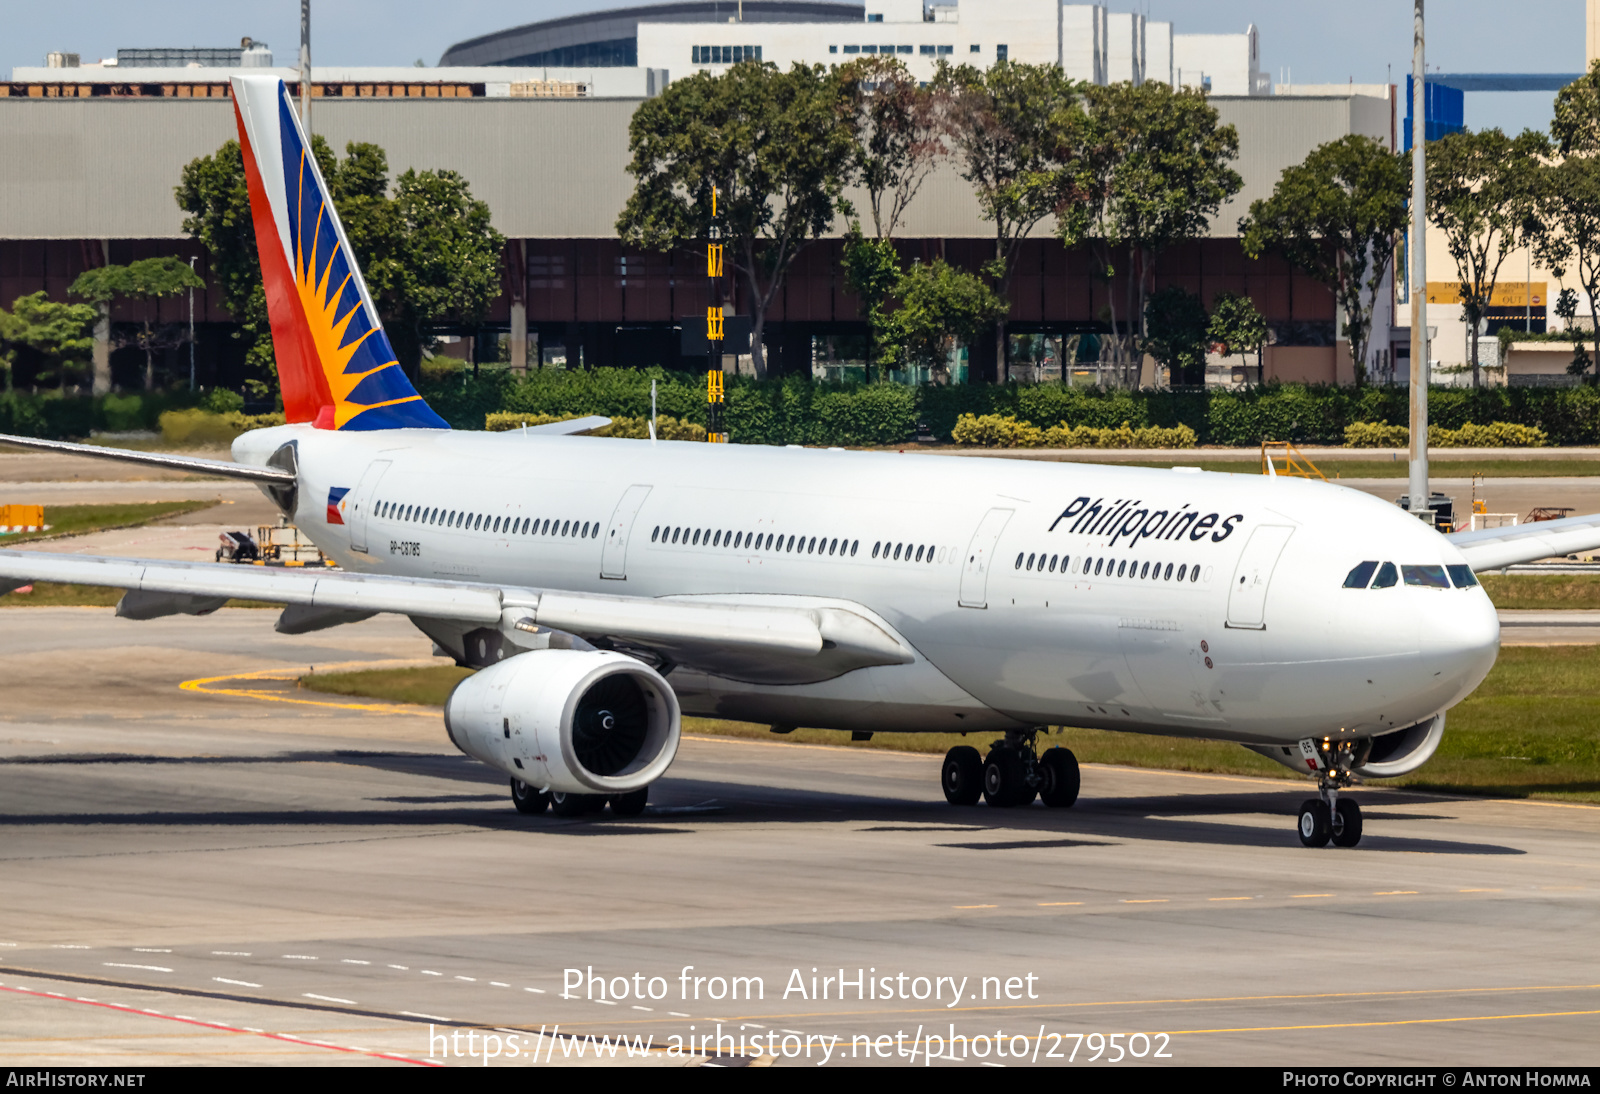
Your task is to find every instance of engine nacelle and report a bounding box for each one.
[443,649,680,795]
[1244,714,1446,779]
[1354,714,1445,778]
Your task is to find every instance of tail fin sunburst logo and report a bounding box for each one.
[231,76,449,433]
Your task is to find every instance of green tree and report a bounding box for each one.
[1207,291,1268,380]
[1239,135,1405,388]
[880,258,1008,377]
[1539,66,1600,385]
[937,60,1091,381]
[177,137,503,395]
[1071,81,1241,380]
[1426,128,1549,386]
[0,292,97,392]
[617,61,856,379]
[70,257,205,391]
[378,167,504,375]
[1533,155,1600,384]
[835,55,947,240]
[1142,286,1210,386]
[840,226,902,380]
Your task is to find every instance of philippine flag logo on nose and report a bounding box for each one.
[326,487,349,525]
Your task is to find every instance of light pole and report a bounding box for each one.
[188,256,197,391]
[1407,0,1430,521]
[300,0,312,129]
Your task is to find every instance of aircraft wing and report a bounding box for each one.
[1447,511,1600,571]
[0,550,913,685]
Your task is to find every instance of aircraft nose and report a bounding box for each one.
[1419,588,1500,701]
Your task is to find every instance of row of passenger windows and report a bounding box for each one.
[377,500,599,540]
[650,525,948,566]
[1343,561,1479,590]
[653,526,861,557]
[1017,550,1203,584]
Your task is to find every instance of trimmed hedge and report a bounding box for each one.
[951,414,1197,449]
[1345,420,1549,448]
[9,373,1600,448]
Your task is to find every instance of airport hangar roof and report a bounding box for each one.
[0,93,1390,242]
[439,1,865,68]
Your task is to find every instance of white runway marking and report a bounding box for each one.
[103,963,172,972]
[400,1010,452,1022]
[213,977,262,988]
[303,993,357,1005]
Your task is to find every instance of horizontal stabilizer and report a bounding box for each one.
[512,416,613,436]
[0,433,295,485]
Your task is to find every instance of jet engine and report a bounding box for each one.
[1353,713,1444,778]
[1244,713,1446,779]
[444,649,680,795]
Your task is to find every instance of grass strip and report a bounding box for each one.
[299,650,1600,804]
[0,500,218,544]
[0,582,279,608]
[1480,574,1600,609]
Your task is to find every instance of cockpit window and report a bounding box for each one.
[1343,561,1378,588]
[1402,564,1450,589]
[1371,561,1399,588]
[1447,564,1479,588]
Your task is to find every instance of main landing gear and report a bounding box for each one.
[1295,739,1363,848]
[510,779,649,819]
[943,730,1079,809]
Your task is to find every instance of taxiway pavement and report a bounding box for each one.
[0,609,1597,1067]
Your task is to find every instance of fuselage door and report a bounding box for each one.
[959,507,1014,608]
[346,459,392,554]
[1226,524,1294,630]
[601,484,653,580]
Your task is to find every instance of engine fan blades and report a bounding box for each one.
[572,674,651,776]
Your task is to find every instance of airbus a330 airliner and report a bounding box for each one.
[4,77,1597,847]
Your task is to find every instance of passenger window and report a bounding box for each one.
[1094,558,1104,576]
[1402,564,1450,589]
[1343,561,1378,588]
[1163,563,1173,580]
[786,535,796,552]
[1177,564,1187,581]
[1371,562,1399,588]
[1139,561,1149,579]
[1117,559,1126,578]
[1025,552,1034,570]
[692,529,701,545]
[1447,564,1479,588]
[851,540,859,556]
[915,546,924,563]
[1190,566,1200,583]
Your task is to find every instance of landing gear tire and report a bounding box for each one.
[942,746,984,806]
[983,749,1030,807]
[1038,748,1080,808]
[550,791,600,817]
[610,786,649,817]
[1297,799,1332,847]
[510,778,548,815]
[1330,798,1363,847]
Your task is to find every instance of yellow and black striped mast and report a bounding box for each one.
[706,186,728,443]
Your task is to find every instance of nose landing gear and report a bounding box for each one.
[1295,738,1364,848]
[943,730,1079,808]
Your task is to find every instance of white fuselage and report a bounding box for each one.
[236,426,1500,747]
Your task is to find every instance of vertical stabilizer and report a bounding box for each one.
[230,75,448,431]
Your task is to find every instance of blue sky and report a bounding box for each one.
[5,0,1583,133]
